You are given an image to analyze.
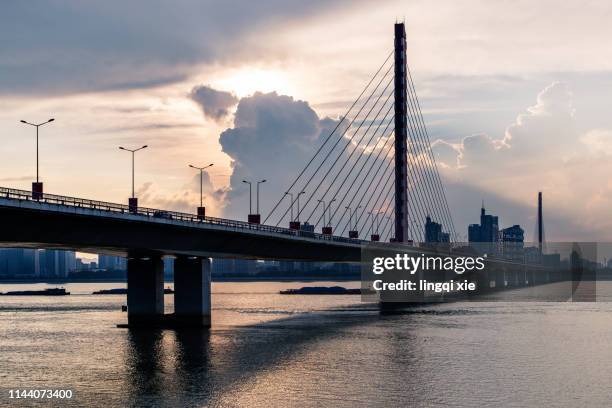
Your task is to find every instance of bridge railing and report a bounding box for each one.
[0,187,361,245]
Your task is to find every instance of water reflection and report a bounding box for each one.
[125,329,168,406]
[122,310,381,407]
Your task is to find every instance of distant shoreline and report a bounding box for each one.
[0,276,359,284]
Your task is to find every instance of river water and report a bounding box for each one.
[1,281,611,407]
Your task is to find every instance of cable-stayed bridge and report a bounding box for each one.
[1,24,553,328]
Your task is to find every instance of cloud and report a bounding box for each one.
[218,91,334,220]
[581,129,612,156]
[435,82,575,171]
[432,81,612,240]
[0,176,33,182]
[189,85,238,122]
[0,0,357,95]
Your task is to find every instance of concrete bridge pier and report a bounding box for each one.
[507,268,518,287]
[494,267,505,289]
[521,266,528,286]
[127,255,165,326]
[173,256,212,328]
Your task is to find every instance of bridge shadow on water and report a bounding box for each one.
[119,281,590,406]
[121,304,388,407]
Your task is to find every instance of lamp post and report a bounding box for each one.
[243,179,265,224]
[346,205,361,239]
[256,179,266,215]
[317,200,326,231]
[368,211,380,241]
[384,215,392,242]
[286,191,305,230]
[327,198,336,227]
[318,199,334,235]
[189,163,213,219]
[20,118,54,199]
[119,145,148,212]
[295,191,305,222]
[284,192,294,222]
[242,180,252,214]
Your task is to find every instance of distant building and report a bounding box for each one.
[468,205,499,255]
[75,258,89,270]
[524,247,542,264]
[163,257,174,280]
[500,225,524,261]
[468,205,499,243]
[279,261,296,273]
[211,258,257,276]
[98,255,127,271]
[234,259,257,275]
[37,249,75,278]
[424,216,449,243]
[0,249,39,277]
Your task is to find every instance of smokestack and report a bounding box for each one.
[538,192,543,252]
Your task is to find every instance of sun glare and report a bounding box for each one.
[217,68,293,98]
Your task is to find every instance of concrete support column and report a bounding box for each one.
[495,268,505,289]
[127,255,164,326]
[174,256,211,328]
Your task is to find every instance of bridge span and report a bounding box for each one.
[0,186,417,329]
[0,186,561,328]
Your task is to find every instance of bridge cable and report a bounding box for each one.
[358,172,395,237]
[263,50,393,225]
[327,121,395,231]
[307,100,396,227]
[273,64,395,226]
[365,186,395,238]
[338,139,395,235]
[405,95,454,241]
[291,73,395,225]
[406,65,457,240]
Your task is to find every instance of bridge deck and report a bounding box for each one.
[0,187,374,261]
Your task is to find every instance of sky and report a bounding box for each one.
[2,0,612,241]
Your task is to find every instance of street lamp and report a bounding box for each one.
[284,192,294,222]
[189,163,213,219]
[346,205,361,238]
[295,191,305,222]
[119,145,148,212]
[327,198,336,227]
[243,179,265,224]
[318,199,335,235]
[20,118,54,198]
[256,179,266,214]
[368,211,380,241]
[286,191,305,230]
[242,180,252,214]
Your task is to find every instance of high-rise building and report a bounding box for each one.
[468,205,499,243]
[501,225,524,261]
[468,204,500,255]
[211,258,257,276]
[98,255,127,271]
[0,249,39,277]
[424,216,449,243]
[38,249,76,278]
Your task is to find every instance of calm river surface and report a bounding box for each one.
[1,281,612,407]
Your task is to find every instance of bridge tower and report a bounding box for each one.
[394,23,409,242]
